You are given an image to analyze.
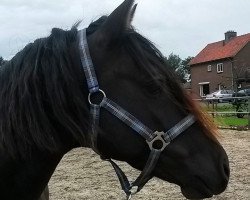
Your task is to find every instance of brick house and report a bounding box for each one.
[189,31,250,97]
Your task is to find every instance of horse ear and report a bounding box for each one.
[130,4,138,24]
[96,0,137,45]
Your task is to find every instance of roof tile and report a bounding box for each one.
[190,33,250,65]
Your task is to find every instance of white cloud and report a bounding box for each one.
[1,0,250,59]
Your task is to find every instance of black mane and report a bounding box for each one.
[0,25,87,158]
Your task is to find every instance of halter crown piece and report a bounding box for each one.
[78,29,196,199]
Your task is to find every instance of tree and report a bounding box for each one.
[165,53,182,70]
[164,53,193,83]
[181,56,193,82]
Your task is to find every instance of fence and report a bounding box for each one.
[194,96,250,129]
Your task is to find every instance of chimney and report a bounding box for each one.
[224,31,237,44]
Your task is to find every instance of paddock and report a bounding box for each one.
[49,130,249,200]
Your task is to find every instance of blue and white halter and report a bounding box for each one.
[78,29,196,199]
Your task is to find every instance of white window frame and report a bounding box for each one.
[207,65,212,72]
[217,63,223,73]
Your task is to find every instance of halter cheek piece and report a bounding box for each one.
[78,29,196,199]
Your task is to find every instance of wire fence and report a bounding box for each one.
[194,96,250,129]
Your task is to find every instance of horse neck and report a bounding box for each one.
[0,149,63,200]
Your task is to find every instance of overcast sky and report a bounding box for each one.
[1,0,250,60]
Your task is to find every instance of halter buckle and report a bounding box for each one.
[147,131,169,151]
[127,193,132,200]
[127,186,138,200]
[88,89,106,106]
[129,185,138,194]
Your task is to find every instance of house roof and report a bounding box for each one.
[189,33,250,65]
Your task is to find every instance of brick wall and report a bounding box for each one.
[234,42,250,88]
[191,60,233,97]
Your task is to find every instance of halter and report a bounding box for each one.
[78,29,196,199]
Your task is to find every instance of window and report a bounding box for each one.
[207,65,212,72]
[217,63,223,73]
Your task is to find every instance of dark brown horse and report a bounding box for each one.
[0,0,229,199]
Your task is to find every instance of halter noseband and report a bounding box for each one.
[78,29,196,199]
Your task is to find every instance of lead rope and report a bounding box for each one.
[78,28,196,199]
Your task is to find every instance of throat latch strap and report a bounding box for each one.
[106,148,161,199]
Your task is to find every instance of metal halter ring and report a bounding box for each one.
[146,131,169,151]
[88,89,106,106]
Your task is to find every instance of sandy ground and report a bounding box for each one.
[48,130,250,200]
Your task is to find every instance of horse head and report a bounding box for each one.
[83,0,230,199]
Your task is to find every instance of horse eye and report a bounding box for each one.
[145,81,163,95]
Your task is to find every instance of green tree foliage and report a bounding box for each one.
[164,53,193,83]
[181,56,194,82]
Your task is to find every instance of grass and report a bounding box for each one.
[200,102,249,127]
[204,102,245,112]
[213,116,248,127]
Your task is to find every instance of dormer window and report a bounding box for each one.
[207,65,212,72]
[217,63,223,73]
